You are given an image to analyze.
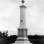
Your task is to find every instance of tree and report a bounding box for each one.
[2,31,5,36]
[0,31,2,37]
[5,30,8,36]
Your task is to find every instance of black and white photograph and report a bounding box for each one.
[0,0,44,44]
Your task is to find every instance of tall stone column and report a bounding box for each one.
[12,0,32,44]
[17,0,28,41]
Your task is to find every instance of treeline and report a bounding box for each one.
[0,31,18,44]
[0,31,44,44]
[28,34,44,39]
[0,31,8,37]
[28,34,44,44]
[7,35,18,43]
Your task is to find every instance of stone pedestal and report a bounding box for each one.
[18,28,28,37]
[12,37,32,44]
[12,28,32,44]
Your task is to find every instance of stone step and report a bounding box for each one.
[12,41,32,44]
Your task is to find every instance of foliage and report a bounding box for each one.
[28,34,44,44]
[0,30,8,37]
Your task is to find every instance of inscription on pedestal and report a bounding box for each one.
[18,28,27,37]
[18,29,23,37]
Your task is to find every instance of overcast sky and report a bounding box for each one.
[0,0,44,36]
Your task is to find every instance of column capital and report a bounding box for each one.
[20,5,26,8]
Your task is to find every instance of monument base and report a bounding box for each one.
[12,37,32,44]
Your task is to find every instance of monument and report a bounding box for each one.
[12,0,32,44]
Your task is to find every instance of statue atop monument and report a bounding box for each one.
[22,0,25,3]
